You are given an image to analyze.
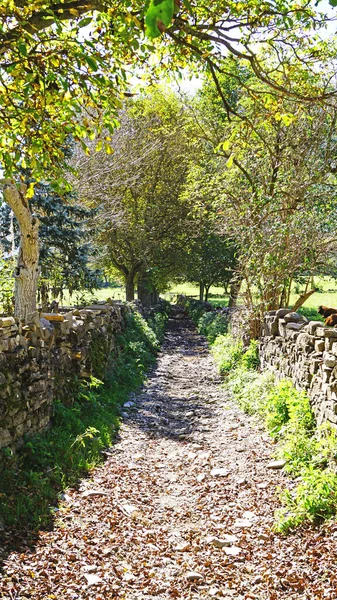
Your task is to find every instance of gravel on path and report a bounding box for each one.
[1,307,337,599]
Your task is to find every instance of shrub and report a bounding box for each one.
[198,312,228,344]
[228,367,275,414]
[211,334,243,374]
[241,340,259,370]
[275,467,337,533]
[262,380,314,437]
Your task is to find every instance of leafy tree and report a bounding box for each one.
[73,90,195,302]
[179,208,237,302]
[185,61,337,330]
[0,0,335,319]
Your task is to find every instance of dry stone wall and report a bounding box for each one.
[260,309,337,425]
[0,302,127,451]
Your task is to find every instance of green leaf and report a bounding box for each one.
[83,55,98,71]
[145,0,174,38]
[182,0,193,14]
[78,17,92,28]
[18,42,28,56]
[329,0,337,6]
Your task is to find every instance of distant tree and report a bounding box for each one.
[74,91,195,302]
[181,227,236,302]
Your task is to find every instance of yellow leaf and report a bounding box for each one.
[26,183,35,199]
[226,154,234,168]
[64,91,72,100]
[105,142,113,154]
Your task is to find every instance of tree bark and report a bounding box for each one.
[2,180,40,322]
[228,276,242,307]
[292,289,316,312]
[125,274,135,302]
[199,282,204,302]
[205,284,211,302]
[138,269,159,307]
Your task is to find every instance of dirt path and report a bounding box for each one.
[1,307,337,599]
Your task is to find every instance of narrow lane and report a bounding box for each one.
[1,307,337,599]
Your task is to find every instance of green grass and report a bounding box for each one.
[0,306,169,530]
[47,275,337,316]
[167,276,337,315]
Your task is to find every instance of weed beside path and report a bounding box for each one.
[1,307,337,599]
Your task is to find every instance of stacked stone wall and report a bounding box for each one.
[260,309,337,425]
[0,302,127,450]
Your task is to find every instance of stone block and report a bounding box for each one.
[308,321,325,335]
[284,312,307,324]
[324,353,337,368]
[276,308,292,318]
[278,319,287,337]
[315,339,325,353]
[286,322,305,331]
[325,329,337,339]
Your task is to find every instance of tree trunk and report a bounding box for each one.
[228,276,242,307]
[199,282,204,302]
[2,180,39,322]
[138,269,158,307]
[205,284,211,302]
[292,288,316,312]
[125,274,135,302]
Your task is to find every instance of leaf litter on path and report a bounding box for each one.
[1,307,337,599]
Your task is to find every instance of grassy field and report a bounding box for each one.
[51,277,337,322]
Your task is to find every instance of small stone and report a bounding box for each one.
[224,546,241,556]
[121,503,139,517]
[197,473,206,482]
[186,571,204,582]
[123,401,135,409]
[84,574,102,586]
[210,468,230,477]
[82,489,108,498]
[123,572,135,582]
[187,452,197,460]
[207,534,238,548]
[234,519,253,529]
[257,482,269,489]
[242,511,257,521]
[174,542,190,552]
[324,352,337,368]
[266,460,286,470]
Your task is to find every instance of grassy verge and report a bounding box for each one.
[182,297,337,533]
[0,304,169,530]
